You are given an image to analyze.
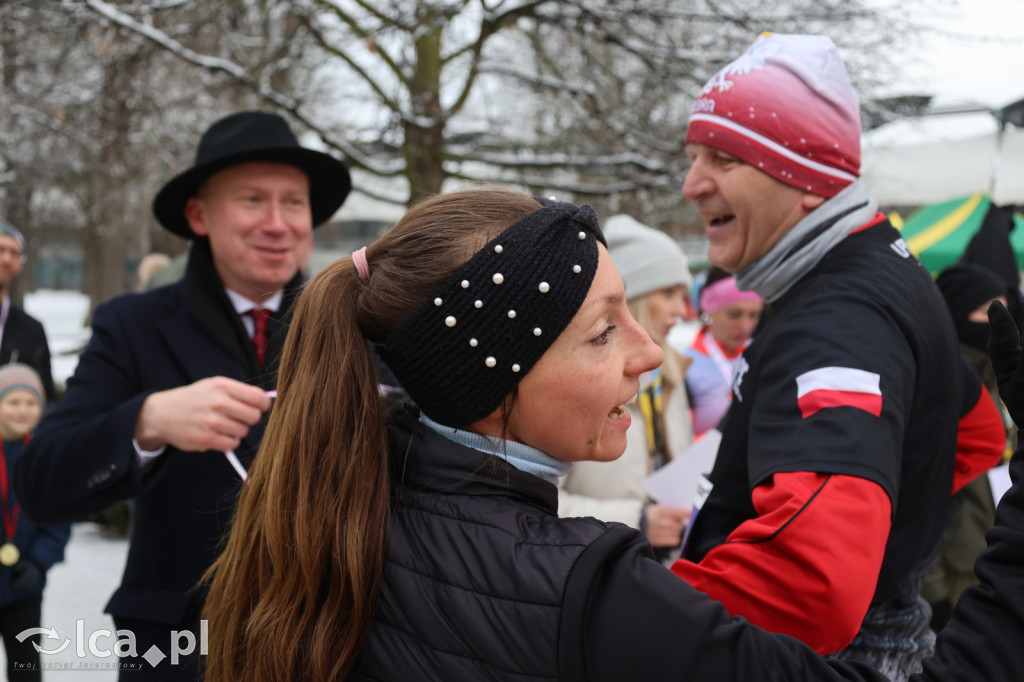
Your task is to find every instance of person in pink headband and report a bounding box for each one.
[699,276,764,318]
[680,269,764,436]
[698,275,764,358]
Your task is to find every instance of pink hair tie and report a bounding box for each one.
[699,276,763,314]
[352,246,370,283]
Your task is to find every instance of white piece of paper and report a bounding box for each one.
[642,429,722,508]
[988,463,1013,506]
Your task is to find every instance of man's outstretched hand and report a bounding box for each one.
[988,300,1024,427]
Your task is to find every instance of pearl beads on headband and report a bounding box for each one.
[430,234,588,375]
[378,197,603,428]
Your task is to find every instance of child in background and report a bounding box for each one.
[0,364,70,681]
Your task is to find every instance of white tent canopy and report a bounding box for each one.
[861,105,1024,206]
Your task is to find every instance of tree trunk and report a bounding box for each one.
[81,41,142,317]
[403,19,445,201]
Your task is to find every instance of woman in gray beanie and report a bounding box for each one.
[558,214,695,556]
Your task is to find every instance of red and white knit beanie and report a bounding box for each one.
[686,33,861,198]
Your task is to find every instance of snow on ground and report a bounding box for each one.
[32,524,130,680]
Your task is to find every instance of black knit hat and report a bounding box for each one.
[936,263,1007,323]
[378,199,606,428]
[152,111,351,238]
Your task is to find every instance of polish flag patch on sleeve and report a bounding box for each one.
[795,367,883,418]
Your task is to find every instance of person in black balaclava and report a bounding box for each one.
[960,203,1024,329]
[927,262,1014,630]
[937,263,1010,356]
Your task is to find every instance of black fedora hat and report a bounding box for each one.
[152,111,351,238]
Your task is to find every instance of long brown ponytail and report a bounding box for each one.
[202,187,542,681]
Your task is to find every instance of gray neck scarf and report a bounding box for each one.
[735,181,879,303]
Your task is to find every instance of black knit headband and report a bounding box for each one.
[378,198,606,428]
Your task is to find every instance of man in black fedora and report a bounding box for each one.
[13,111,350,681]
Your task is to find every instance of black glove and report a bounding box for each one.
[988,300,1024,426]
[10,557,43,592]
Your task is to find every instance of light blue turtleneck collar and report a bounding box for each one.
[419,413,571,486]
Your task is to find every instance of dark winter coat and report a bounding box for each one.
[913,435,1024,681]
[1,303,55,404]
[351,403,893,682]
[11,239,300,629]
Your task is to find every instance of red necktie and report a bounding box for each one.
[249,308,272,365]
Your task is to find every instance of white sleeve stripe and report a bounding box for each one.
[796,367,881,398]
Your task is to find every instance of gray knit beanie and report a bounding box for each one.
[0,363,45,408]
[604,214,692,300]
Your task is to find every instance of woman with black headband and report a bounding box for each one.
[202,188,1024,682]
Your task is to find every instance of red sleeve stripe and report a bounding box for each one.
[672,472,892,654]
[796,367,883,418]
[798,390,883,418]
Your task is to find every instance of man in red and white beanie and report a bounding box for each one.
[672,33,1005,682]
[686,33,860,199]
